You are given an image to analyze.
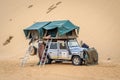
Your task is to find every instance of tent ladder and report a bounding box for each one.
[39,39,52,67]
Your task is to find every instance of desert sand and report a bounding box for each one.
[0,0,120,80]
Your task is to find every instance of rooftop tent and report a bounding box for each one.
[23,21,50,38]
[23,20,80,39]
[43,20,79,36]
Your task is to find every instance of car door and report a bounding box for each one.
[47,42,58,59]
[58,41,69,59]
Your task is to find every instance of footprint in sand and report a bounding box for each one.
[46,1,62,14]
[3,36,13,46]
[28,5,33,8]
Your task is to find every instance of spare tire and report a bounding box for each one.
[86,48,98,64]
[28,46,37,56]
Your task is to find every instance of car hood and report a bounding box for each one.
[69,46,87,52]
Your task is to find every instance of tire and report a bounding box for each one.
[29,46,37,56]
[92,49,98,64]
[46,56,52,64]
[87,48,98,64]
[72,56,82,66]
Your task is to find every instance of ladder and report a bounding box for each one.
[39,39,52,67]
[20,45,33,67]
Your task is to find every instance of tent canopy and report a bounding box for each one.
[24,21,50,38]
[23,20,80,38]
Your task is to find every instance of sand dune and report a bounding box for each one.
[0,0,120,80]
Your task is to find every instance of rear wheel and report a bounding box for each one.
[72,56,82,66]
[46,57,52,64]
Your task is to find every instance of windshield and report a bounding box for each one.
[68,41,79,47]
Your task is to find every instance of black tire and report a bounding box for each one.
[72,56,82,66]
[46,56,52,64]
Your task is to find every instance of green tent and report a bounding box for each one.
[23,20,79,38]
[24,21,50,38]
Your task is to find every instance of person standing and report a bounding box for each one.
[37,41,45,65]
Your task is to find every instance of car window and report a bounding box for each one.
[50,43,57,49]
[60,43,67,49]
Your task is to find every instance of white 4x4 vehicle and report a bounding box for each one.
[46,40,88,66]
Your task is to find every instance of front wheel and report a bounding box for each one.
[72,56,82,66]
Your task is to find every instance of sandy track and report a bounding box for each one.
[0,59,120,80]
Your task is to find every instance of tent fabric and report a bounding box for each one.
[43,20,79,36]
[24,22,50,38]
[43,20,67,30]
[23,20,79,38]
